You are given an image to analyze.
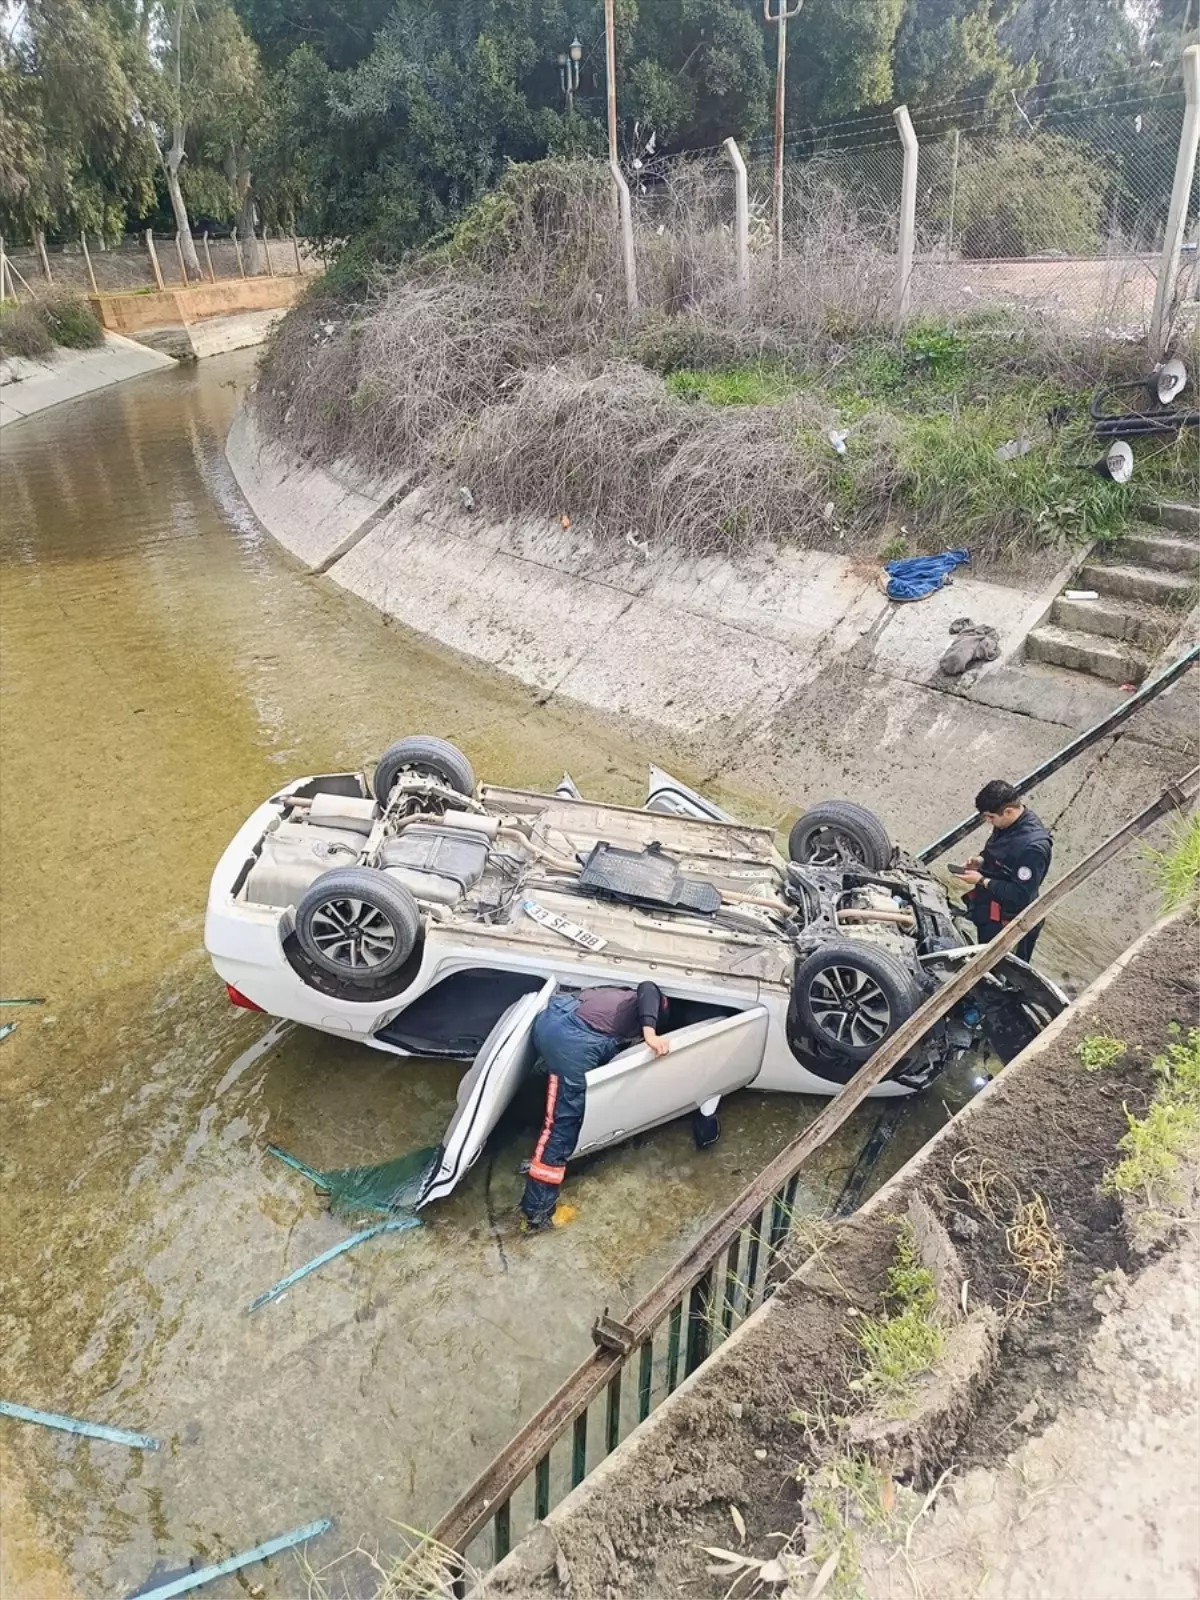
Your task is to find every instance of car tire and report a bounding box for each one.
[788,801,892,870]
[792,940,921,1065]
[372,736,475,803]
[295,867,422,984]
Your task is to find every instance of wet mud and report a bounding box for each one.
[0,357,948,1599]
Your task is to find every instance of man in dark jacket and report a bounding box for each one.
[955,779,1053,962]
[519,982,670,1232]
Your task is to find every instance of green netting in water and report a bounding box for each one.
[267,1143,438,1220]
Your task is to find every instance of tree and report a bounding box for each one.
[157,0,261,278]
[623,0,770,146]
[0,0,157,249]
[895,0,1028,110]
[785,0,904,125]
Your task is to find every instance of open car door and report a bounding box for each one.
[416,977,556,1209]
[575,1005,769,1158]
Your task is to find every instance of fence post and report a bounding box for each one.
[144,228,165,291]
[723,137,750,308]
[1,236,11,301]
[79,233,99,294]
[232,228,246,279]
[202,231,216,283]
[609,159,639,313]
[945,129,961,261]
[174,231,189,286]
[263,225,275,276]
[291,234,303,275]
[1150,44,1200,361]
[35,229,53,283]
[893,105,918,333]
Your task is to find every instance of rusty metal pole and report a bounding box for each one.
[764,0,803,274]
[603,0,619,170]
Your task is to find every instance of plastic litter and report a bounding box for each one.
[882,549,970,602]
[129,1519,333,1600]
[266,1143,436,1218]
[995,437,1032,461]
[0,1023,17,1043]
[1064,589,1099,601]
[248,1216,421,1313]
[827,428,849,455]
[0,1400,160,1451]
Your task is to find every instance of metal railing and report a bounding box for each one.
[425,763,1199,1580]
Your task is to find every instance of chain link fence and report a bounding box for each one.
[2,233,323,299]
[628,70,1198,343]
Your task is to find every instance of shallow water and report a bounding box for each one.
[0,356,963,1599]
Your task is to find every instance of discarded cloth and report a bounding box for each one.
[882,549,970,602]
[940,616,1000,676]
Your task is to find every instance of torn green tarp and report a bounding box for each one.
[266,1143,437,1219]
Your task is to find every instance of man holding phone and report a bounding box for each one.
[952,780,1053,962]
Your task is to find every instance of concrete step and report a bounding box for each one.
[1115,531,1200,574]
[1051,594,1177,647]
[1025,623,1149,685]
[1079,561,1198,605]
[1139,500,1200,533]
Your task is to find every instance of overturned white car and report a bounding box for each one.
[205,736,1065,1208]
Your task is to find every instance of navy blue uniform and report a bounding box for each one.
[521,984,662,1226]
[966,807,1052,962]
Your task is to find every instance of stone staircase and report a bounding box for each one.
[1026,501,1199,685]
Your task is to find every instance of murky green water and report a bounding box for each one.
[1,356,959,1599]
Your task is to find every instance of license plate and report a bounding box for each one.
[521,899,608,951]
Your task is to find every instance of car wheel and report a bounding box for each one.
[793,941,921,1064]
[295,867,421,983]
[372,736,475,803]
[788,801,892,871]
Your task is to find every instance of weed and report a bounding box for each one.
[41,293,103,349]
[1141,812,1200,915]
[0,302,54,360]
[879,534,910,561]
[949,1150,1065,1311]
[1104,1026,1200,1212]
[849,1222,944,1405]
[797,1453,899,1600]
[1077,1034,1127,1072]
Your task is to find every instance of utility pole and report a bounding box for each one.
[603,0,619,167]
[764,0,803,273]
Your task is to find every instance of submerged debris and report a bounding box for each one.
[0,1399,160,1451]
[131,1518,333,1600]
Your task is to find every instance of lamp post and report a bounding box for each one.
[558,35,582,113]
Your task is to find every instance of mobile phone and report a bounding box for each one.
[948,862,970,876]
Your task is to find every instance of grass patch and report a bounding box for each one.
[0,294,103,360]
[849,1221,945,1405]
[1142,812,1200,914]
[1103,1025,1200,1214]
[666,362,798,406]
[1077,1033,1127,1072]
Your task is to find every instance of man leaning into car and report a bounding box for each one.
[954,779,1053,962]
[519,982,671,1232]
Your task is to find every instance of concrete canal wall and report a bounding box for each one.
[88,274,308,359]
[226,401,1197,975]
[0,332,175,428]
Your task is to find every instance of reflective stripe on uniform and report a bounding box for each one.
[532,1074,560,1165]
[527,1158,566,1185]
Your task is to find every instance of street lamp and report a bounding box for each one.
[559,36,582,113]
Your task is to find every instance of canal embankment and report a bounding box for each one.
[482,910,1199,1600]
[227,401,1198,981]
[0,331,174,427]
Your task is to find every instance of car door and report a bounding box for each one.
[575,1006,769,1157]
[415,977,556,1209]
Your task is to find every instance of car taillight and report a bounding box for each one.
[226,982,265,1013]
